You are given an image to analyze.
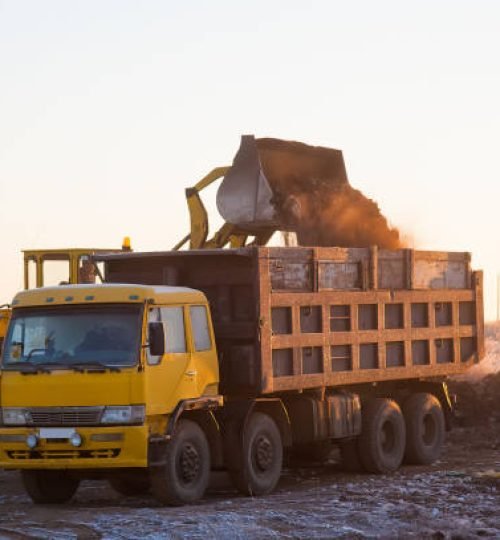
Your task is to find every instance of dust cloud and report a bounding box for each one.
[256,138,403,249]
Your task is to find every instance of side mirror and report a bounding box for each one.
[148,322,166,356]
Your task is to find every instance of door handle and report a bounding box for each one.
[185,370,197,377]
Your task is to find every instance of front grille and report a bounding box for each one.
[29,407,104,426]
[7,448,120,460]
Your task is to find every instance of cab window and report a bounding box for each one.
[190,305,211,351]
[161,307,186,353]
[147,306,187,365]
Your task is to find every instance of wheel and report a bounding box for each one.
[150,419,210,506]
[231,412,282,496]
[403,393,445,465]
[358,398,406,474]
[339,438,365,472]
[21,470,80,504]
[109,472,150,496]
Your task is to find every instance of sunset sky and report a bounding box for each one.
[1,1,499,319]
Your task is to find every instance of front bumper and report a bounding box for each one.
[0,425,148,469]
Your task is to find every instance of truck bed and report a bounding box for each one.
[99,246,484,396]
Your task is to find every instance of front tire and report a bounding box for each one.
[150,419,210,506]
[359,398,406,474]
[231,412,283,496]
[21,470,80,504]
[403,393,445,465]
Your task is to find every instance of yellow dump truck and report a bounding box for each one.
[0,245,484,505]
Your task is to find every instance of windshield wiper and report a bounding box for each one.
[36,361,73,371]
[6,361,52,375]
[71,361,121,373]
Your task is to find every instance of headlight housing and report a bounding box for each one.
[1,408,31,426]
[101,405,145,425]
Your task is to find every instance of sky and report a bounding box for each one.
[0,0,499,319]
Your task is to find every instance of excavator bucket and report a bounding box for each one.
[216,135,277,229]
[216,135,349,232]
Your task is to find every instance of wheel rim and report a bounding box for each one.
[177,442,201,485]
[380,420,396,453]
[422,413,437,445]
[252,434,274,473]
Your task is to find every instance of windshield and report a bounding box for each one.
[1,304,142,370]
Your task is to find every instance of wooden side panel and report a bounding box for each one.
[102,246,482,397]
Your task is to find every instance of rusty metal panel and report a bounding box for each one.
[318,261,361,289]
[414,260,468,289]
[386,341,405,368]
[272,349,294,377]
[331,345,352,372]
[271,307,292,335]
[460,337,476,363]
[270,260,313,291]
[378,251,406,290]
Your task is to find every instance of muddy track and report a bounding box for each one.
[0,424,498,539]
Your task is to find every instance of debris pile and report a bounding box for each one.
[449,322,500,426]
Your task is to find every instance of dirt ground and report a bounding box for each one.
[0,424,497,539]
[0,330,498,539]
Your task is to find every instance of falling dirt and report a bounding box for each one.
[256,138,403,249]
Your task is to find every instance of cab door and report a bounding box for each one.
[187,305,219,396]
[145,305,192,415]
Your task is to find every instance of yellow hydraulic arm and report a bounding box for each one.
[173,167,273,250]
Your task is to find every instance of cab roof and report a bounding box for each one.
[12,283,207,308]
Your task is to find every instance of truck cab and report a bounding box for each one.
[0,283,221,504]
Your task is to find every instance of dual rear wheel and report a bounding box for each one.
[341,393,445,474]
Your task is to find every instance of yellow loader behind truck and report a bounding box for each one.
[0,245,127,350]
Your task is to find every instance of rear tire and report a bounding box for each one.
[21,470,80,504]
[359,398,406,474]
[109,472,150,496]
[403,393,445,465]
[150,419,210,506]
[231,412,282,496]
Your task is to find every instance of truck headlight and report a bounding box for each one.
[1,408,31,426]
[101,405,145,425]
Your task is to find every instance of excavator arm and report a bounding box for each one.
[173,165,274,250]
[173,134,358,251]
